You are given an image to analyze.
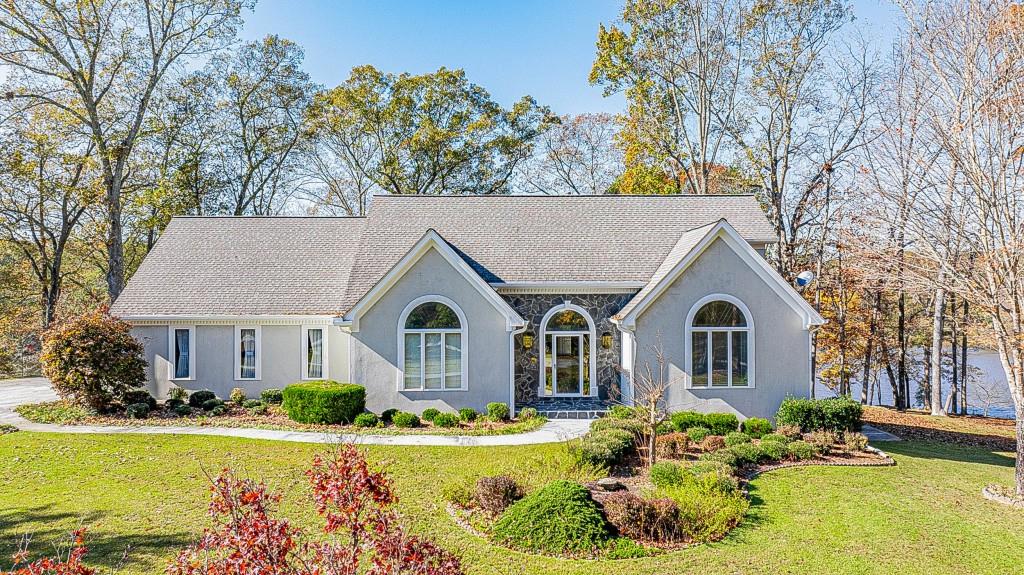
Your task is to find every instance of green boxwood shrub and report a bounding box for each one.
[607,405,637,420]
[741,417,773,438]
[125,403,150,419]
[775,396,862,432]
[164,398,184,409]
[724,431,751,447]
[353,412,379,428]
[459,407,478,422]
[649,461,687,488]
[392,411,420,428]
[590,416,644,438]
[173,404,192,417]
[670,411,706,432]
[188,390,216,408]
[572,429,634,469]
[247,402,268,416]
[281,381,365,424]
[121,389,156,410]
[260,388,283,405]
[760,433,789,444]
[687,426,711,443]
[492,480,610,554]
[759,439,787,462]
[487,402,510,421]
[433,412,460,428]
[210,405,227,416]
[787,440,816,460]
[421,408,441,422]
[704,413,740,435]
[699,448,739,470]
[729,442,766,466]
[242,399,262,409]
[518,407,538,420]
[381,408,399,424]
[201,398,223,411]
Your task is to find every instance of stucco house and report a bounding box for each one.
[110,195,825,420]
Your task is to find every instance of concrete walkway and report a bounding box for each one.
[861,424,902,442]
[0,377,591,446]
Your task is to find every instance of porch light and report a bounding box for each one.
[522,330,535,349]
[601,331,613,349]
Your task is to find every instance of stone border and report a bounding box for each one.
[742,446,895,480]
[981,485,1024,509]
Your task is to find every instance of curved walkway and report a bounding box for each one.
[0,377,591,446]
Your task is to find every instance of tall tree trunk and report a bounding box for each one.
[930,287,946,416]
[862,289,882,404]
[950,295,958,415]
[105,175,125,300]
[961,301,969,415]
[881,336,900,408]
[898,291,908,410]
[923,345,932,411]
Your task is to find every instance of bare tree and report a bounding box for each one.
[971,379,1013,418]
[627,334,685,467]
[513,113,623,195]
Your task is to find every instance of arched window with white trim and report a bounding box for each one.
[539,303,597,397]
[686,296,753,388]
[398,296,467,391]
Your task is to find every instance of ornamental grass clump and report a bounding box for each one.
[492,480,610,555]
[281,381,365,424]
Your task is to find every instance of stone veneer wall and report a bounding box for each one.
[500,292,636,406]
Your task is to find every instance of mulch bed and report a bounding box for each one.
[863,406,1016,451]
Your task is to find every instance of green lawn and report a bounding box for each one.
[0,432,1021,575]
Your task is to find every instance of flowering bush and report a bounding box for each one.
[169,444,462,575]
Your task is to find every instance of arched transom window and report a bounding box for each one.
[539,304,596,397]
[400,298,466,391]
[687,297,752,388]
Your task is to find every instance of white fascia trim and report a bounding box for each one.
[491,281,644,294]
[125,314,334,324]
[617,220,826,331]
[342,229,526,332]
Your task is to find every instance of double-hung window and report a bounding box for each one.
[168,325,195,380]
[302,326,328,380]
[234,325,261,381]
[400,300,465,391]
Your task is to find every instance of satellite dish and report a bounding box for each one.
[796,270,815,287]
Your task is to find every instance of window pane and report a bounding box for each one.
[174,329,190,379]
[732,331,748,386]
[544,336,553,395]
[444,333,461,389]
[582,334,591,395]
[424,333,442,389]
[307,328,323,379]
[546,309,588,331]
[405,302,460,329]
[239,329,256,379]
[555,335,581,394]
[404,333,421,389]
[691,331,708,386]
[693,301,747,327]
[711,331,728,386]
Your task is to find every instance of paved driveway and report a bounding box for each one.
[0,377,56,424]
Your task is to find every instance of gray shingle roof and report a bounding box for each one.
[112,195,776,317]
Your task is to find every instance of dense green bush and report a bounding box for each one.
[125,403,150,419]
[607,405,637,420]
[759,439,787,462]
[699,448,739,470]
[459,407,478,422]
[475,475,523,515]
[260,388,283,404]
[787,440,816,460]
[590,416,644,438]
[687,426,711,443]
[201,398,224,411]
[775,396,862,432]
[604,537,657,559]
[188,390,216,408]
[653,477,748,543]
[421,408,441,422]
[728,442,765,467]
[433,412,460,428]
[572,428,634,469]
[724,431,751,447]
[670,411,705,432]
[650,461,686,488]
[392,411,420,428]
[601,491,681,543]
[165,398,184,409]
[242,399,262,409]
[760,433,789,444]
[229,387,246,405]
[704,413,740,435]
[741,417,773,438]
[121,389,156,410]
[687,461,738,493]
[281,381,365,424]
[353,412,379,427]
[247,402,268,416]
[518,407,538,420]
[210,405,227,416]
[493,480,610,554]
[381,408,399,424]
[487,402,510,421]
[173,404,192,417]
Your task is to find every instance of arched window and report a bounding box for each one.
[399,297,466,391]
[539,303,596,397]
[686,296,753,388]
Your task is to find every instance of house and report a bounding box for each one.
[110,195,825,420]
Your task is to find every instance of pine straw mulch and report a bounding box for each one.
[863,406,1016,451]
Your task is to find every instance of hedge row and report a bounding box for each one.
[775,396,862,432]
[281,380,365,424]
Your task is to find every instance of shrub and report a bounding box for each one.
[775,396,862,432]
[487,402,510,421]
[165,398,185,409]
[459,407,478,422]
[201,398,223,411]
[759,440,787,462]
[247,402,268,416]
[699,448,739,470]
[601,491,681,542]
[656,421,674,435]
[806,430,838,455]
[493,480,610,554]
[41,310,147,411]
[604,537,657,559]
[229,387,247,405]
[174,404,193,417]
[475,475,524,515]
[787,440,816,460]
[260,388,284,404]
[650,461,686,487]
[844,431,869,452]
[656,432,689,459]
[704,413,740,435]
[590,416,644,439]
[282,381,366,424]
[741,417,773,438]
[242,399,262,409]
[761,433,789,444]
[572,429,634,469]
[188,389,216,408]
[433,412,460,428]
[392,411,420,428]
[777,424,803,439]
[442,481,474,508]
[688,461,738,493]
[421,408,441,422]
[607,405,637,420]
[121,389,157,410]
[670,411,706,432]
[724,431,751,447]
[168,386,188,401]
[210,405,227,416]
[699,435,726,452]
[653,479,748,543]
[126,402,150,419]
[517,407,538,420]
[353,412,379,427]
[728,443,765,467]
[380,408,399,424]
[687,426,711,443]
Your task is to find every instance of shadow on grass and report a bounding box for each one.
[0,504,192,572]
[880,440,1015,467]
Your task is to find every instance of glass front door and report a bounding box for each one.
[544,333,590,396]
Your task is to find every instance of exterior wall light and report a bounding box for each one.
[601,331,613,349]
[522,330,535,349]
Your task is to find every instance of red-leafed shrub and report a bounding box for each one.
[601,491,682,542]
[5,528,95,575]
[168,444,463,575]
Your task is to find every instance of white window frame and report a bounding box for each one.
[538,302,597,398]
[234,325,262,381]
[684,294,755,389]
[301,325,329,380]
[167,325,196,381]
[397,295,468,392]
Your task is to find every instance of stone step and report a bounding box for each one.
[534,410,607,420]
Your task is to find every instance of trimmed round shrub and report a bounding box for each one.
[381,408,399,424]
[844,431,869,452]
[125,403,150,419]
[787,440,816,460]
[656,420,674,435]
[761,433,789,444]
[704,412,740,435]
[168,387,188,401]
[607,405,637,420]
[247,402,268,416]
[759,439,787,462]
[260,388,284,405]
[517,407,538,420]
[353,412,379,428]
[741,417,773,438]
[121,389,157,410]
[700,447,739,470]
[601,491,681,543]
[687,426,711,443]
[699,435,726,452]
[459,408,478,422]
[392,411,420,428]
[724,431,751,447]
[281,381,366,424]
[688,461,738,492]
[188,390,216,408]
[164,398,184,409]
[730,442,766,466]
[242,399,262,409]
[229,387,247,405]
[649,461,686,488]
[432,412,460,428]
[656,432,689,459]
[670,411,706,432]
[776,396,862,432]
[572,429,634,469]
[487,402,510,421]
[492,480,610,554]
[210,405,227,416]
[475,475,524,515]
[590,416,644,438]
[174,404,192,417]
[421,408,441,422]
[201,398,224,411]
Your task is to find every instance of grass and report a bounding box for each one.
[0,432,1021,575]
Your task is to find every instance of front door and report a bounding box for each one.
[545,333,591,396]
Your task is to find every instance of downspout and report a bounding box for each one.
[509,323,527,416]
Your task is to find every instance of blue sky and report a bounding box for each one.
[239,0,902,116]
